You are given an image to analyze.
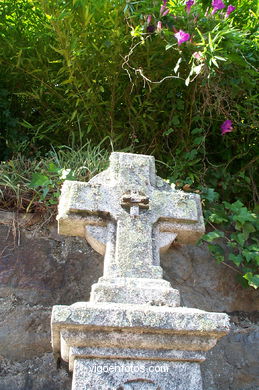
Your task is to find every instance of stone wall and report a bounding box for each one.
[0,212,258,390]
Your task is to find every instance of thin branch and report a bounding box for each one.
[221,261,243,275]
[122,37,182,91]
[238,50,258,72]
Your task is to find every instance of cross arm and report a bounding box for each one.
[57,180,111,237]
[154,190,205,244]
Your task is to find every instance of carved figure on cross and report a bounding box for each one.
[120,190,149,216]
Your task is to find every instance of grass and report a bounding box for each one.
[0,142,110,214]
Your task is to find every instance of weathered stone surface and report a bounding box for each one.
[52,302,229,336]
[57,152,204,306]
[52,152,230,390]
[0,353,71,390]
[1,321,258,390]
[0,223,103,361]
[201,317,259,390]
[162,245,259,312]
[51,302,229,372]
[71,358,203,390]
[1,211,258,389]
[90,277,180,306]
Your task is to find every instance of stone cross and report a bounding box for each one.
[52,152,229,390]
[57,152,204,305]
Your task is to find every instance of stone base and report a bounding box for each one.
[90,277,180,307]
[51,302,229,390]
[52,302,229,359]
[72,358,203,390]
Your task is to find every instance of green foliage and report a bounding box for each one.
[201,198,259,289]
[0,0,131,155]
[0,142,109,212]
[124,0,258,204]
[0,0,258,288]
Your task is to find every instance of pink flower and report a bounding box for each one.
[160,4,166,14]
[162,8,170,16]
[174,30,190,45]
[157,21,162,32]
[193,51,204,61]
[221,120,233,135]
[225,5,236,18]
[186,0,194,14]
[160,0,169,15]
[160,5,170,16]
[211,0,226,15]
[147,15,152,25]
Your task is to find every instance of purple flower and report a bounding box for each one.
[157,21,162,32]
[186,0,194,14]
[160,4,166,14]
[162,8,170,16]
[221,120,233,135]
[211,0,226,15]
[226,5,236,18]
[147,25,155,33]
[147,15,152,25]
[174,30,190,45]
[160,0,169,15]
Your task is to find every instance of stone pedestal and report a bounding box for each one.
[72,359,203,390]
[52,302,229,390]
[90,277,180,307]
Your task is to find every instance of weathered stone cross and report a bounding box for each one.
[52,152,229,390]
[57,152,204,305]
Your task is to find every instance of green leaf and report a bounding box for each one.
[236,232,247,246]
[223,200,243,212]
[227,241,237,249]
[233,208,257,224]
[48,198,58,205]
[247,244,259,252]
[202,230,224,242]
[208,33,213,51]
[214,56,226,61]
[171,116,180,126]
[193,136,204,145]
[191,128,203,135]
[211,58,219,68]
[242,249,259,263]
[41,187,49,199]
[229,253,243,266]
[242,222,256,234]
[208,213,228,224]
[202,188,220,203]
[166,43,174,50]
[208,244,224,262]
[29,173,50,187]
[48,163,60,173]
[185,149,197,160]
[243,273,259,289]
[20,120,33,129]
[163,128,175,136]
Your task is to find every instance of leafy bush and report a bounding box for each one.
[126,0,258,202]
[0,0,258,287]
[201,198,259,289]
